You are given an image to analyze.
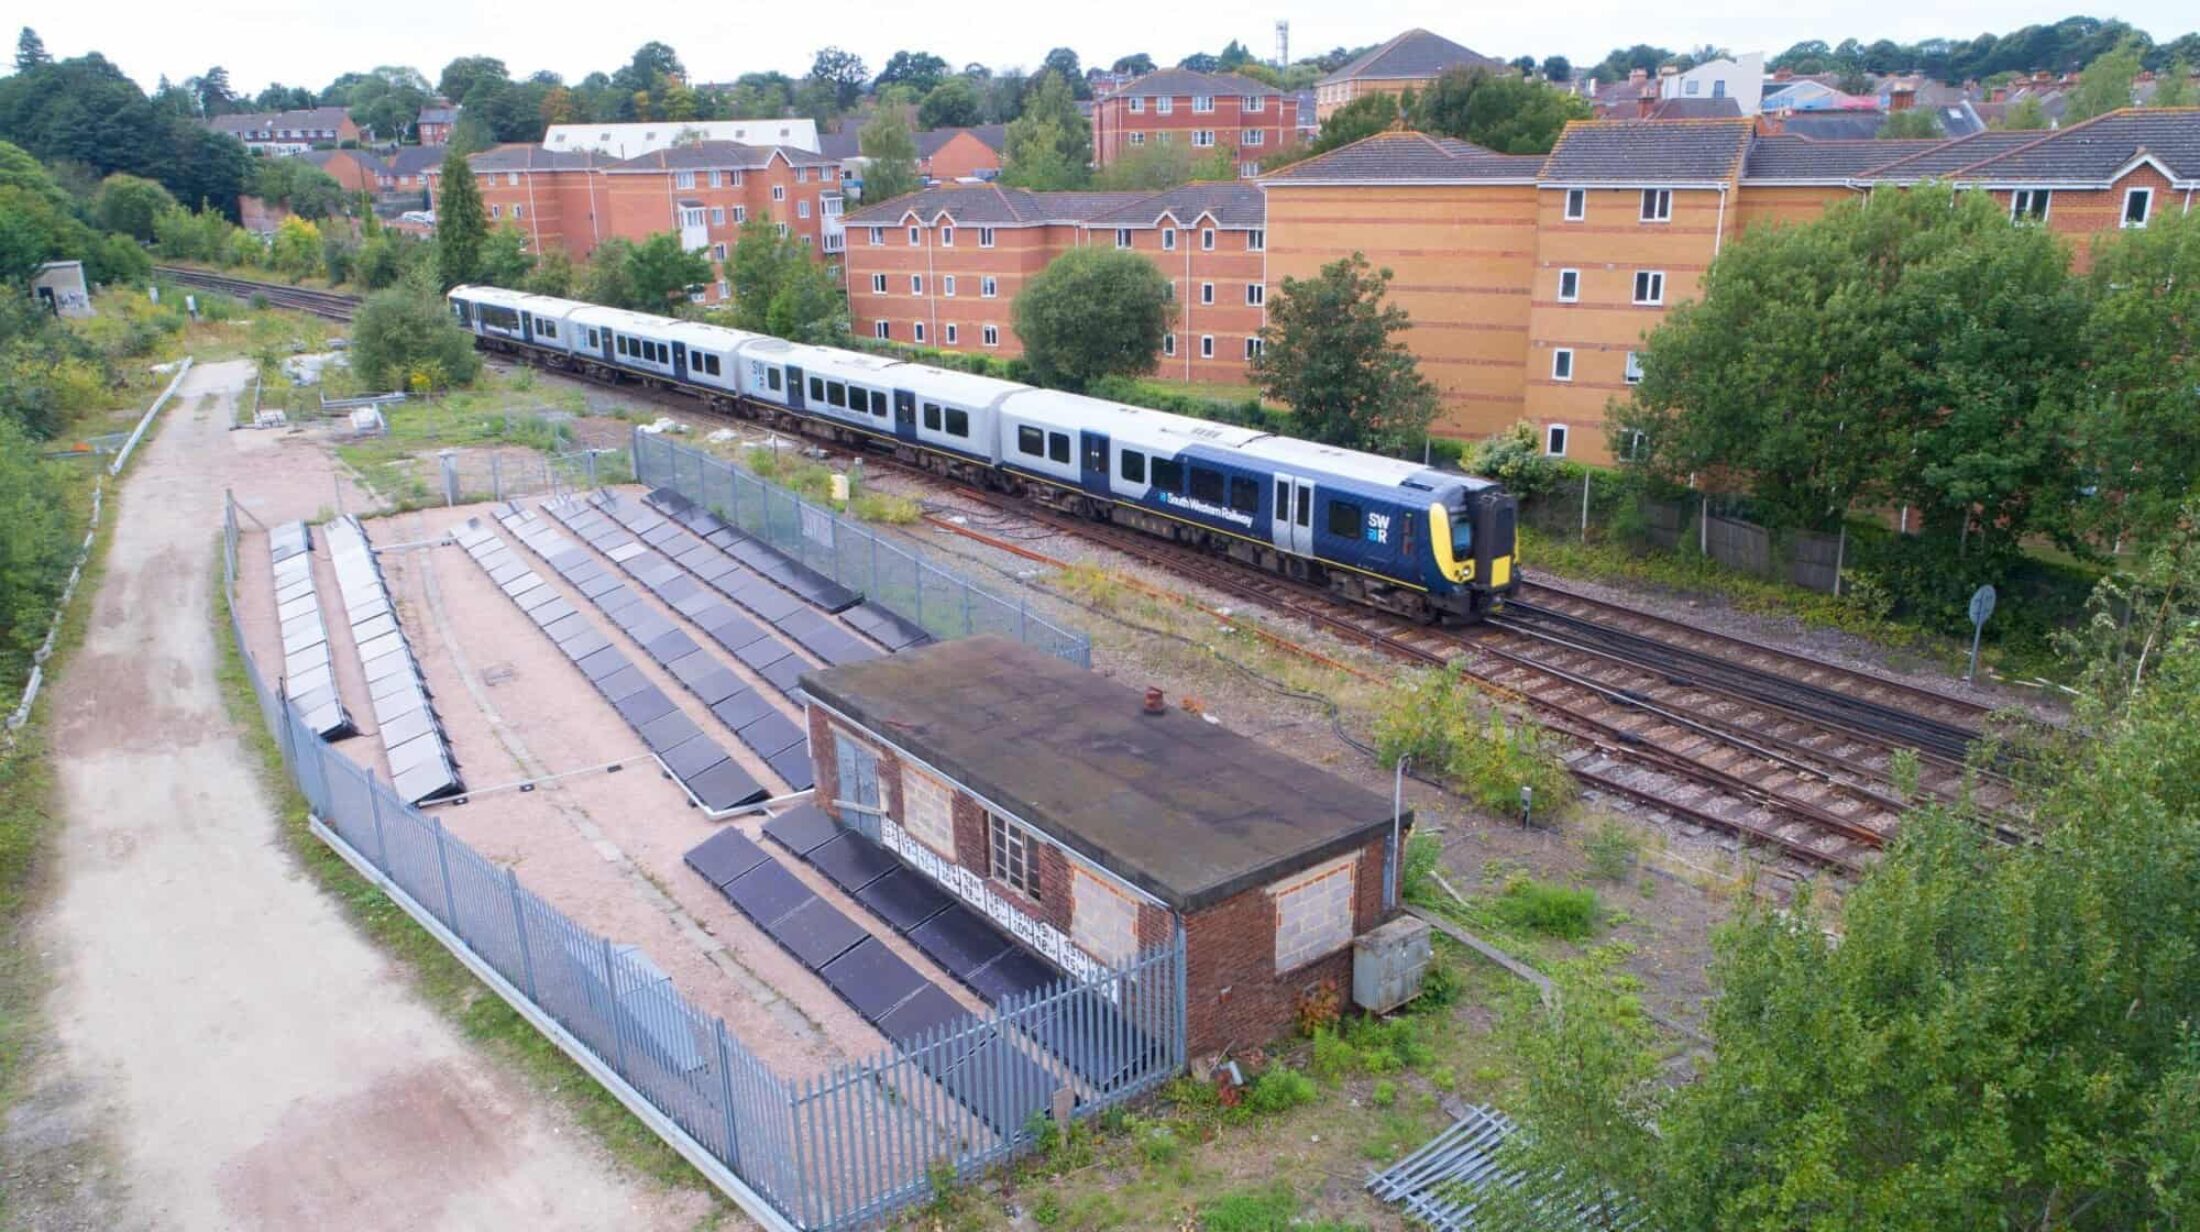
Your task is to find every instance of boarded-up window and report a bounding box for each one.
[1072,868,1140,968]
[901,765,955,857]
[1270,853,1357,973]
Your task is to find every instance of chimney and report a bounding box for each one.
[1143,686,1166,716]
[1637,93,1656,119]
[1773,67,1792,81]
[1990,85,2008,103]
[1889,84,1916,112]
[1629,68,1647,84]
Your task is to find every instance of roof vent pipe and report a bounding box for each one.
[1144,687,1166,715]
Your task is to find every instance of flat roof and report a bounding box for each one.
[803,636,1398,912]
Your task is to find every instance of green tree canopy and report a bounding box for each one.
[857,108,920,203]
[722,214,845,342]
[999,70,1091,189]
[1410,68,1592,155]
[433,144,486,289]
[1878,106,1944,138]
[2151,60,2194,107]
[90,173,178,241]
[621,231,712,313]
[874,50,948,95]
[2068,39,2144,121]
[1287,93,1399,165]
[1248,253,1439,455]
[349,285,482,390]
[476,225,535,288]
[917,76,983,129]
[1996,94,2050,129]
[436,55,508,103]
[1091,140,1234,190]
[808,46,869,112]
[1011,246,1171,390]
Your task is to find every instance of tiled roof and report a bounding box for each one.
[461,144,613,172]
[817,130,860,160]
[207,107,352,135]
[918,124,1007,157]
[1113,68,1281,99]
[1774,112,1890,141]
[1949,108,2200,183]
[1318,28,1503,86]
[843,184,1150,225]
[385,146,445,175]
[1649,97,1743,120]
[1086,183,1265,227]
[1856,130,2046,182]
[1260,131,1543,183]
[1538,118,1754,185]
[610,141,836,171]
[417,106,459,125]
[1741,137,1941,183]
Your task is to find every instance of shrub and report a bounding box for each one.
[1466,421,1565,498]
[1032,1191,1063,1225]
[1371,1079,1397,1108]
[1494,876,1600,939]
[1243,1065,1318,1116]
[1294,979,1344,1037]
[1137,1122,1180,1166]
[348,287,481,392]
[1583,818,1642,882]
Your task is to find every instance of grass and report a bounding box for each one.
[333,369,596,509]
[207,563,719,1204]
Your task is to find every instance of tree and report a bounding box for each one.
[1178,53,1220,74]
[1411,68,1592,155]
[1289,93,1398,162]
[1249,253,1439,455]
[727,72,793,119]
[268,215,321,280]
[858,109,920,203]
[0,416,76,674]
[344,66,433,140]
[349,286,482,390]
[2069,208,2200,547]
[1092,140,1233,190]
[764,256,848,343]
[1878,107,1943,138]
[1541,55,1573,82]
[190,66,235,117]
[723,213,846,341]
[1589,44,1673,86]
[477,225,534,288]
[578,237,639,308]
[1111,53,1155,76]
[791,78,839,126]
[2152,59,2193,107]
[808,46,869,112]
[984,71,1028,123]
[1040,48,1090,99]
[999,70,1090,190]
[91,173,177,241]
[1996,94,2050,129]
[1510,54,1539,76]
[2068,40,2143,121]
[437,55,508,104]
[623,231,712,312]
[917,77,984,129]
[874,50,949,95]
[433,144,486,288]
[14,27,49,73]
[1012,247,1170,389]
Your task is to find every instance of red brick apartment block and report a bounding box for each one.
[1092,69,1300,178]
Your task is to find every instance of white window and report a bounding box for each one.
[2123,187,2153,228]
[1713,79,1728,99]
[871,273,887,294]
[1155,96,1173,114]
[944,323,958,344]
[874,320,890,339]
[1192,130,1215,147]
[943,275,956,297]
[1552,348,1574,381]
[711,242,727,260]
[981,276,997,298]
[1157,131,1172,144]
[1161,228,1176,250]
[913,321,926,343]
[489,204,501,219]
[732,206,747,223]
[717,279,730,298]
[711,206,725,225]
[1246,283,1264,306]
[1247,229,1265,251]
[708,170,722,188]
[869,226,884,245]
[941,226,954,246]
[987,812,1040,900]
[1244,336,1264,359]
[798,200,811,219]
[1546,424,1569,456]
[771,184,786,201]
[1200,282,1214,304]
[1129,96,1145,113]
[1620,429,1649,461]
[1685,78,1700,96]
[1200,334,1215,358]
[1193,95,1215,112]
[910,275,923,294]
[1115,228,1132,249]
[982,324,999,347]
[675,170,696,189]
[978,227,995,248]
[1633,271,1665,305]
[506,171,519,186]
[776,222,789,237]
[1201,228,1215,250]
[1245,95,1265,112]
[1624,351,1645,384]
[512,205,525,220]
[1163,333,1176,356]
[1243,129,1265,146]
[1558,268,1580,302]
[2011,189,2051,221]
[1128,132,1146,146]
[1641,189,1672,222]
[1564,188,1586,221]
[908,226,920,245]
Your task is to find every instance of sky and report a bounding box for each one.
[31,0,2198,96]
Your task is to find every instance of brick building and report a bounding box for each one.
[416,104,460,146]
[801,636,1402,1057]
[429,140,846,304]
[841,182,1268,382]
[206,107,360,155]
[1091,69,1298,178]
[1313,28,1504,121]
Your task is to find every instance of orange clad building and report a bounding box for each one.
[1091,69,1299,179]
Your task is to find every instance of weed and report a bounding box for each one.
[1494,876,1601,940]
[1889,747,1922,801]
[1137,1122,1181,1167]
[1294,979,1343,1038]
[1371,1079,1397,1108]
[1197,1184,1298,1232]
[1241,1065,1317,1117]
[1417,957,1462,1010]
[1428,1065,1457,1092]
[1309,1028,1356,1081]
[1032,1191,1063,1225]
[1584,819,1642,882]
[851,491,920,524]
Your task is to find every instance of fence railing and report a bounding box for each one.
[1522,471,1848,595]
[632,431,1090,668]
[219,494,1167,1230]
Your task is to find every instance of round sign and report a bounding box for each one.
[1968,584,1997,627]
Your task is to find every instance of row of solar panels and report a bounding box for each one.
[495,503,815,796]
[270,521,353,739]
[324,517,463,805]
[451,516,770,813]
[639,487,933,655]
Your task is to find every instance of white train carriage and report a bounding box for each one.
[566,304,684,380]
[898,365,1023,467]
[449,285,580,350]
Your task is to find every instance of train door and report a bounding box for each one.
[1271,475,1315,556]
[893,389,917,441]
[785,366,806,410]
[671,340,689,383]
[519,310,533,343]
[1080,431,1110,494]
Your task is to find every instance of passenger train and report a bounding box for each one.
[447,286,1518,621]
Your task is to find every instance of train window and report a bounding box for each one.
[768,368,784,392]
[871,390,888,417]
[809,376,824,402]
[586,328,599,348]
[705,355,721,376]
[826,380,847,408]
[945,408,970,438]
[1018,425,1044,457]
[922,403,942,431]
[1120,450,1146,484]
[1229,476,1259,515]
[1296,487,1311,527]
[1189,467,1224,504]
[1151,457,1184,493]
[1048,432,1070,465]
[613,335,625,355]
[1328,500,1364,539]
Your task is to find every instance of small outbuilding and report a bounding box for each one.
[31,261,92,318]
[801,635,1406,1056]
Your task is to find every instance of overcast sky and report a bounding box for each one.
[35,0,2197,95]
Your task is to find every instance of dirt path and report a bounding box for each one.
[5,361,712,1230]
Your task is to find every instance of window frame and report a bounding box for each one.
[1563,187,1586,221]
[978,227,995,248]
[871,273,888,294]
[1546,424,1569,457]
[1246,283,1265,306]
[1640,188,1672,222]
[1551,348,1574,381]
[1326,499,1363,539]
[981,276,998,298]
[1558,268,1580,302]
[1200,334,1215,358]
[986,811,1041,902]
[2123,186,2153,228]
[1161,228,1177,251]
[1018,424,1044,457]
[873,320,890,339]
[1624,351,1644,385]
[2010,188,2052,222]
[1633,270,1666,305]
[981,324,999,348]
[912,321,926,343]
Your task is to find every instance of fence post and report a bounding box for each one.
[586,450,599,489]
[440,450,460,507]
[601,936,631,1077]
[368,770,390,870]
[1172,921,1189,1072]
[715,1018,742,1172]
[960,580,973,638]
[432,816,460,930]
[1018,593,1028,644]
[1699,496,1710,555]
[491,453,502,502]
[1833,524,1847,596]
[1580,470,1591,537]
[508,867,538,1001]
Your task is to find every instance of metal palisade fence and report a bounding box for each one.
[220,496,1174,1231]
[631,431,1090,668]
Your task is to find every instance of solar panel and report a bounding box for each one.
[638,708,704,754]
[917,1025,1057,1137]
[767,897,869,969]
[683,828,771,887]
[1021,986,1160,1089]
[965,948,1062,1005]
[762,803,840,856]
[575,646,629,683]
[909,906,1016,981]
[596,665,651,703]
[687,666,746,708]
[613,687,676,728]
[767,745,816,792]
[876,984,974,1045]
[820,938,928,1021]
[710,690,773,732]
[736,711,805,760]
[660,733,730,781]
[720,860,816,928]
[806,831,902,895]
[855,868,954,933]
[684,757,768,811]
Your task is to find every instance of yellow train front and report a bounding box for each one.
[1422,479,1518,621]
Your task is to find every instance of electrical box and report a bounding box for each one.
[1352,915,1433,1014]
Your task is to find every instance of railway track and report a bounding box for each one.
[182,267,2025,878]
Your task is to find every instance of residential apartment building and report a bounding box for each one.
[1090,69,1298,178]
[206,107,360,155]
[416,105,460,146]
[542,119,822,158]
[428,141,845,304]
[1313,29,1504,121]
[839,183,1270,383]
[818,125,1008,192]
